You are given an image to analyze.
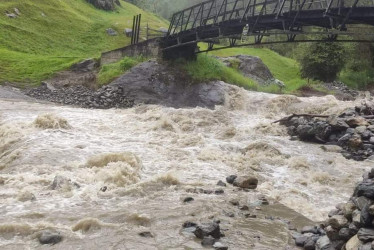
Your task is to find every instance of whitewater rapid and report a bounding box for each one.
[0,85,372,249]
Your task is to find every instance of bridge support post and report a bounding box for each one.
[162,43,198,61]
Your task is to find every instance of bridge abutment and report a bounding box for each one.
[161,43,197,61]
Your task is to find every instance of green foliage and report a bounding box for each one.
[98,56,144,85]
[295,42,346,82]
[0,0,168,85]
[182,55,258,90]
[198,44,304,93]
[339,69,374,89]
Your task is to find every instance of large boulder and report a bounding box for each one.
[217,55,274,84]
[110,60,239,109]
[232,176,258,189]
[86,0,120,11]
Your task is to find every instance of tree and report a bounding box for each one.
[296,42,346,82]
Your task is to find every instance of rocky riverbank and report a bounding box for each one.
[26,84,134,109]
[294,167,374,250]
[280,101,374,161]
[25,60,240,109]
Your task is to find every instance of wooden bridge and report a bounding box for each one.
[161,0,374,59]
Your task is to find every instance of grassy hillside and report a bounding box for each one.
[198,44,305,93]
[0,0,168,86]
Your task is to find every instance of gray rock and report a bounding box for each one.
[182,221,197,228]
[295,235,308,246]
[38,231,63,245]
[217,180,226,187]
[368,168,374,179]
[328,116,350,130]
[226,175,237,184]
[359,243,372,250]
[328,209,341,217]
[346,117,369,127]
[304,238,317,250]
[316,236,331,250]
[345,234,361,250]
[86,0,120,10]
[183,197,194,203]
[230,199,239,206]
[214,189,224,195]
[139,231,153,238]
[109,60,232,109]
[327,215,349,230]
[124,28,132,37]
[217,55,273,84]
[71,59,98,72]
[325,225,340,241]
[213,242,228,250]
[296,124,315,140]
[301,226,319,234]
[6,13,17,18]
[353,196,372,210]
[361,204,374,227]
[343,201,356,219]
[201,236,216,246]
[106,28,118,36]
[354,180,374,199]
[356,126,368,134]
[339,227,356,241]
[358,228,374,242]
[353,210,362,227]
[232,176,258,189]
[51,176,71,190]
[194,222,221,239]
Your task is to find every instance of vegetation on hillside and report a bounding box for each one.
[98,56,145,85]
[0,0,167,85]
[295,42,346,82]
[198,43,305,93]
[180,54,258,90]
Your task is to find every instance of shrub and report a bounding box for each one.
[296,42,346,82]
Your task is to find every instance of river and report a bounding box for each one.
[0,85,372,249]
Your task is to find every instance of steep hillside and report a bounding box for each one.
[0,0,168,86]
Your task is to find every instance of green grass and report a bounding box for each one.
[0,0,168,85]
[339,69,374,90]
[98,56,145,86]
[198,43,306,93]
[182,54,258,90]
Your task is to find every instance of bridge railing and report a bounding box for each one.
[167,0,374,36]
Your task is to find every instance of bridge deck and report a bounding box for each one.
[161,0,374,55]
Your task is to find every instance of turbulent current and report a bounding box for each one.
[0,84,372,249]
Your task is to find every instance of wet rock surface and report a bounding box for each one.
[38,231,63,245]
[298,168,374,249]
[281,101,374,160]
[323,81,359,100]
[27,84,133,109]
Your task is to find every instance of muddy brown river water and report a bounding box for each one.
[0,85,372,249]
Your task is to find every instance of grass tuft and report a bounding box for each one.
[98,56,145,86]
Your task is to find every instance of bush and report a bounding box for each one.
[296,42,346,82]
[339,69,374,89]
